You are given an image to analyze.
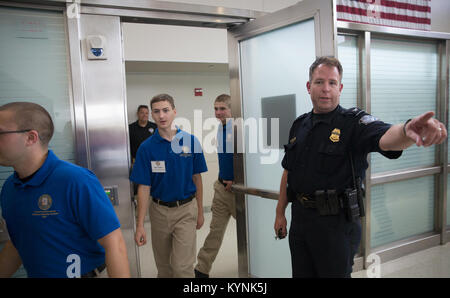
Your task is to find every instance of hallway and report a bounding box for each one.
[138,210,450,278]
[139,210,239,278]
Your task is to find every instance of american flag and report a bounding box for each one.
[336,0,431,31]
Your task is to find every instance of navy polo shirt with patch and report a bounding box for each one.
[0,150,120,278]
[130,128,208,202]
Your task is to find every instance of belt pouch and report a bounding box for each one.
[314,190,329,216]
[327,190,340,215]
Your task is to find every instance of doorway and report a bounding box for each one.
[123,23,238,277]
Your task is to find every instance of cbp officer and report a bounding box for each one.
[131,93,208,278]
[129,105,157,196]
[274,56,447,278]
[129,105,157,163]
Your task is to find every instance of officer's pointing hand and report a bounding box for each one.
[405,111,447,147]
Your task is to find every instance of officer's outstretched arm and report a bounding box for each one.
[379,111,447,151]
[274,170,288,238]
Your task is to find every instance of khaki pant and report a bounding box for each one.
[195,180,236,274]
[149,198,198,278]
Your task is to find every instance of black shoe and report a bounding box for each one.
[194,269,209,278]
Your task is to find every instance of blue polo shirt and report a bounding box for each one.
[0,150,120,278]
[217,121,234,181]
[130,128,208,202]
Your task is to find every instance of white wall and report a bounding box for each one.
[123,23,228,63]
[122,0,302,63]
[126,71,230,207]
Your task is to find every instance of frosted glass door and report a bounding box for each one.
[0,7,75,191]
[232,0,336,277]
[240,19,315,278]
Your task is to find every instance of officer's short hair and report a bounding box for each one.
[0,102,54,146]
[214,94,231,109]
[137,105,149,113]
[150,93,175,110]
[309,56,343,82]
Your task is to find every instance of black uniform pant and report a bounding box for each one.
[288,200,361,278]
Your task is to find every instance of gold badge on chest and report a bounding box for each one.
[329,128,341,143]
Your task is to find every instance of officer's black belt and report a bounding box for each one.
[296,193,345,209]
[218,177,227,187]
[81,263,106,278]
[152,195,195,208]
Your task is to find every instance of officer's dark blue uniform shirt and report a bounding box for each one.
[130,128,208,202]
[282,105,402,195]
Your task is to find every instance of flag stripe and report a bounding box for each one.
[337,3,430,19]
[381,0,430,13]
[347,0,430,13]
[347,0,431,5]
[337,5,431,24]
[336,0,431,31]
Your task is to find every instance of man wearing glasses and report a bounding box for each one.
[0,102,130,278]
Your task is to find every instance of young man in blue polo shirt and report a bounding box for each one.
[195,94,236,278]
[131,93,208,278]
[0,102,130,278]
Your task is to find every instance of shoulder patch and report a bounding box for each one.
[344,107,364,117]
[359,114,379,125]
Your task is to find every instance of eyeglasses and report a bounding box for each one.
[0,129,32,135]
